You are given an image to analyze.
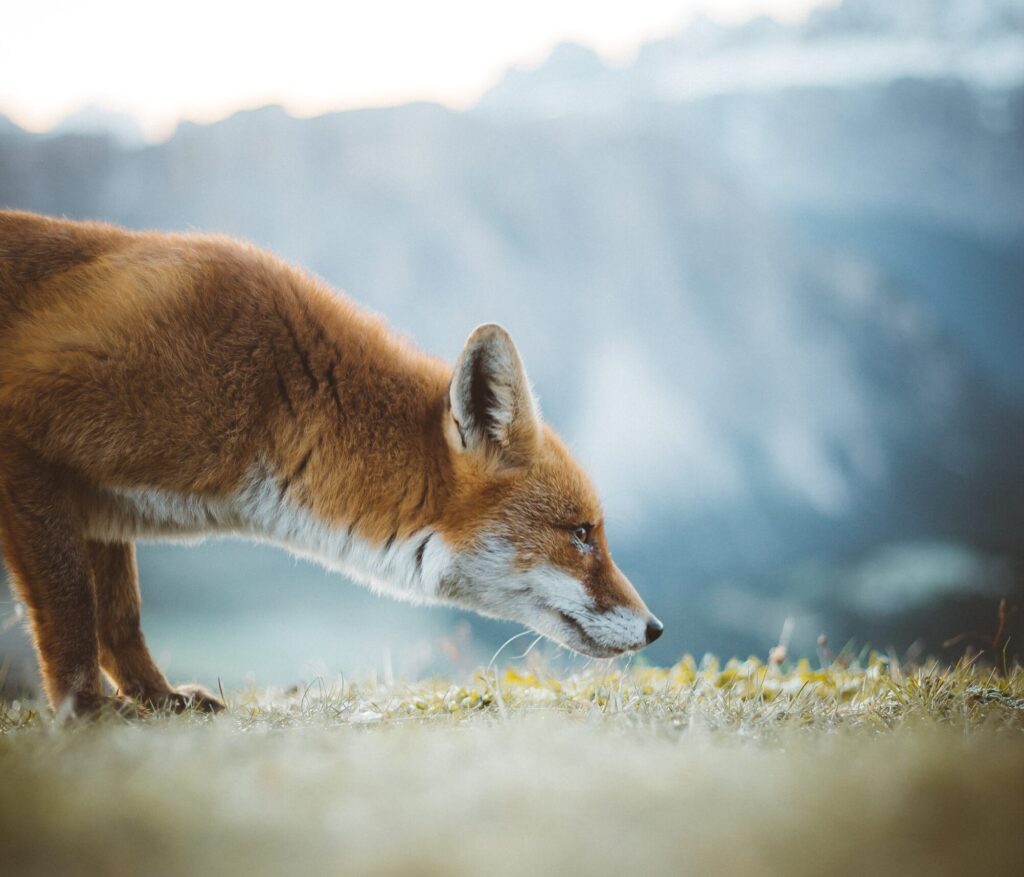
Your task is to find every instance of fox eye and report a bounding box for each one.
[572,524,593,547]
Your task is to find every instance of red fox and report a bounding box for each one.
[0,210,662,716]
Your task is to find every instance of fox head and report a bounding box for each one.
[433,324,662,657]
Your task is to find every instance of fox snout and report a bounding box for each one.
[548,602,664,658]
[549,566,664,657]
[440,543,664,658]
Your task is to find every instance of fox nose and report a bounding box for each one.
[645,616,664,645]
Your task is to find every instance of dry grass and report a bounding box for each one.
[2,654,1023,877]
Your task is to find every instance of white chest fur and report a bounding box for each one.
[90,468,452,603]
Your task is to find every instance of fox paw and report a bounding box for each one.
[168,683,225,713]
[136,684,224,714]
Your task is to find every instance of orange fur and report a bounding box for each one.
[0,210,658,717]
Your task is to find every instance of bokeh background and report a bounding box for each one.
[2,0,1022,690]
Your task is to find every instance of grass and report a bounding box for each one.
[1,654,1023,877]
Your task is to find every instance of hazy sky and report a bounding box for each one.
[1,0,832,140]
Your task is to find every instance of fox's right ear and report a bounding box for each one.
[447,324,541,468]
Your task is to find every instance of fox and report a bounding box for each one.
[0,209,662,716]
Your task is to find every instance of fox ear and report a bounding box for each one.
[448,324,541,467]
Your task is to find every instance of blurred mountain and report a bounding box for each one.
[1,0,1021,678]
[483,0,1024,112]
[50,104,146,147]
[482,0,1024,402]
[803,0,1024,39]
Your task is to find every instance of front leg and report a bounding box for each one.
[0,441,104,716]
[89,540,224,713]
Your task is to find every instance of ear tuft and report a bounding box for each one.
[449,324,540,466]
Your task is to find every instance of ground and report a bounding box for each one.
[1,655,1023,877]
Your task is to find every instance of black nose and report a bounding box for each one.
[645,616,664,645]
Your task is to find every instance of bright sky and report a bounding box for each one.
[0,0,831,141]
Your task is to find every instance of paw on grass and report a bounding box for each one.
[59,684,224,721]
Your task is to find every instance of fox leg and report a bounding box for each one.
[0,443,105,716]
[90,540,223,713]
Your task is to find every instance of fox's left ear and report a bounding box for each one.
[448,323,541,467]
